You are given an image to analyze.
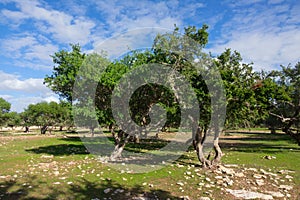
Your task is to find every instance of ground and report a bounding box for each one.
[0,128,299,199]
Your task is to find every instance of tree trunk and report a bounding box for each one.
[109,123,114,133]
[41,125,48,134]
[24,126,29,133]
[212,137,223,165]
[90,127,95,137]
[284,128,300,146]
[59,126,63,131]
[193,127,223,168]
[193,127,211,168]
[110,130,130,160]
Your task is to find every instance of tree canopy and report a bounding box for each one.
[44,25,300,168]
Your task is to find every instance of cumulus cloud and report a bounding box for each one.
[0,70,59,112]
[6,95,59,113]
[1,0,95,45]
[209,1,300,71]
[0,70,51,93]
[1,34,58,66]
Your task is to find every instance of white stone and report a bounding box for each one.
[285,175,293,179]
[104,188,111,194]
[279,185,293,190]
[235,172,245,177]
[278,169,295,174]
[177,182,184,186]
[199,197,210,200]
[226,189,273,200]
[218,165,235,176]
[256,179,265,186]
[265,191,285,198]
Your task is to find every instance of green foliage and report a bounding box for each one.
[21,101,72,133]
[44,44,85,102]
[0,98,11,127]
[6,111,21,128]
[214,49,258,128]
[261,63,300,144]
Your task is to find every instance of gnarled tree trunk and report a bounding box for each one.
[41,125,48,134]
[193,126,223,168]
[110,129,130,160]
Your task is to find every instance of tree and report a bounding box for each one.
[6,112,21,129]
[22,101,66,134]
[0,98,11,128]
[214,49,259,129]
[44,44,85,103]
[46,26,267,168]
[262,63,300,145]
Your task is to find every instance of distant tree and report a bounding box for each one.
[22,101,65,134]
[262,63,300,145]
[0,98,11,128]
[6,112,21,129]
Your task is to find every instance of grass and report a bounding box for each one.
[0,129,299,199]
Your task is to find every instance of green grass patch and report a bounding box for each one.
[0,130,299,199]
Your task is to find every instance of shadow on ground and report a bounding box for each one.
[0,176,179,200]
[220,133,300,153]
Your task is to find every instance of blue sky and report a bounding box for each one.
[0,0,299,112]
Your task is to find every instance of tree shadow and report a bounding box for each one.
[66,178,179,200]
[219,133,300,153]
[0,176,179,200]
[25,144,89,156]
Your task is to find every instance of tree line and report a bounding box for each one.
[0,99,72,134]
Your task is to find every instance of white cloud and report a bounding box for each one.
[7,95,59,113]
[0,70,59,112]
[91,0,204,34]
[90,0,206,54]
[0,34,58,69]
[1,0,95,45]
[0,71,51,93]
[209,1,300,71]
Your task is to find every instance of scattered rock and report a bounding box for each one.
[199,197,210,200]
[265,191,285,198]
[223,177,234,186]
[235,172,245,177]
[253,174,264,179]
[263,155,276,160]
[278,170,295,174]
[226,189,273,200]
[279,185,293,190]
[104,188,111,194]
[218,165,235,176]
[255,179,264,186]
[185,171,192,175]
[114,189,124,193]
[180,196,190,200]
[245,168,258,172]
[177,182,184,186]
[205,177,211,182]
[41,155,54,159]
[260,169,277,176]
[215,175,223,179]
[285,175,293,179]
